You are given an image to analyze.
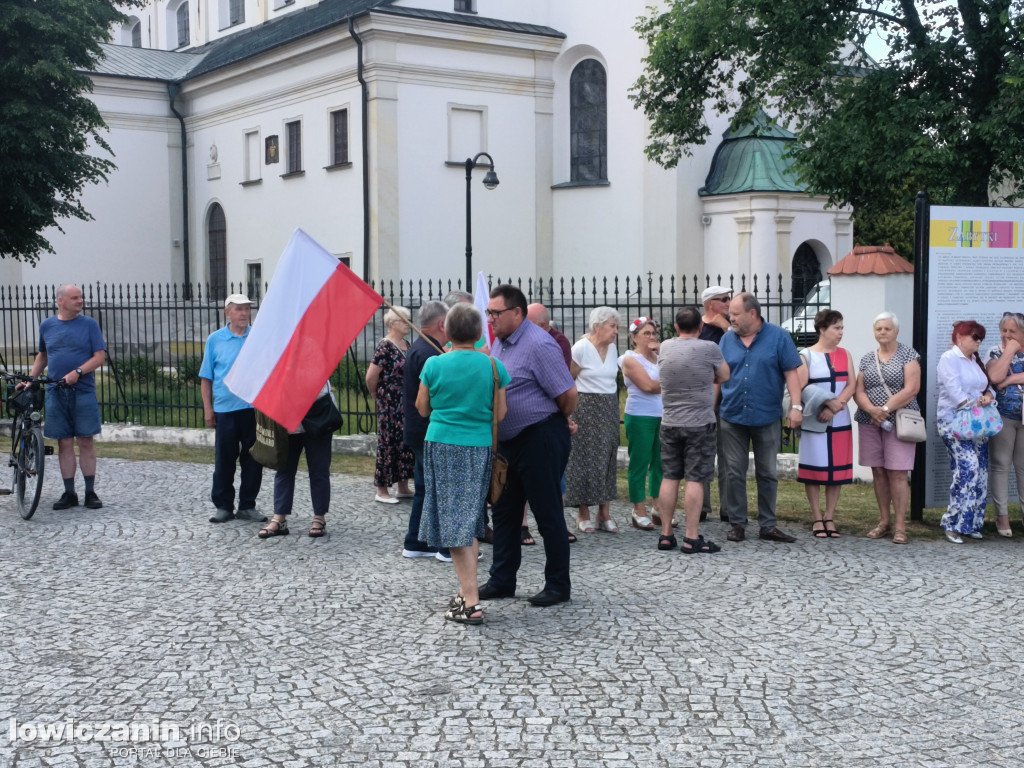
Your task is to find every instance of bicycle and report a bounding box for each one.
[1,373,59,519]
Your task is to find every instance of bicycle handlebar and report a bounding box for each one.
[1,372,70,388]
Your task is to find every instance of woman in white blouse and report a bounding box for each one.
[566,307,622,532]
[936,320,997,544]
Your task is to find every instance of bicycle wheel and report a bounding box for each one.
[15,428,44,520]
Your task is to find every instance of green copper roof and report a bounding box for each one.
[698,111,808,196]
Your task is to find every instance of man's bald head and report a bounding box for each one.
[527,303,551,329]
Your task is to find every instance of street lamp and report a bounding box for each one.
[465,152,499,289]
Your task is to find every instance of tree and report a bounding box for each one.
[630,0,1024,251]
[0,0,139,263]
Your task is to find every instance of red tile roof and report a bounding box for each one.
[827,244,914,275]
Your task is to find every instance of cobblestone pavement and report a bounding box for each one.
[2,458,1023,768]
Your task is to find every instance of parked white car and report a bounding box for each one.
[780,280,830,336]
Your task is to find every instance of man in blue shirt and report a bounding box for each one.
[26,284,107,510]
[719,292,804,543]
[199,294,265,523]
[479,285,578,607]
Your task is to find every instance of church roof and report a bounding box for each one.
[91,0,564,84]
[698,110,808,196]
[828,244,914,275]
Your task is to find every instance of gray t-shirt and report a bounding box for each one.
[658,337,724,428]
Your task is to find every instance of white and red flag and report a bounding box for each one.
[225,228,382,431]
[473,270,493,348]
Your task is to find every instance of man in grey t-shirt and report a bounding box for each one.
[655,306,730,553]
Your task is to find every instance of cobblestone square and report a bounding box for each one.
[1,458,1022,767]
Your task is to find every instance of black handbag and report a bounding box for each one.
[302,393,343,438]
[250,410,290,471]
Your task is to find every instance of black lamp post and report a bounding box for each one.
[464,152,499,289]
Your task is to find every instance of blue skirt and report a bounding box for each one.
[419,442,492,548]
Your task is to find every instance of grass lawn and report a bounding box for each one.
[87,442,1016,544]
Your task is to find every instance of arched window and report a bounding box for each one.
[207,204,227,301]
[791,243,821,306]
[176,2,190,48]
[570,59,607,182]
[131,21,142,48]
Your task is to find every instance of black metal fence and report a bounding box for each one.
[0,274,829,435]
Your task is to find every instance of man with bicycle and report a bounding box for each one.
[23,284,107,510]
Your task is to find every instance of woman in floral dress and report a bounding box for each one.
[365,306,414,503]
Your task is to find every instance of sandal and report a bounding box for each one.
[892,529,907,545]
[309,518,326,538]
[658,534,677,551]
[445,595,483,625]
[567,532,577,544]
[597,518,619,533]
[866,524,891,539]
[680,535,721,554]
[823,519,840,538]
[651,510,679,528]
[631,512,655,530]
[576,518,595,533]
[258,519,289,538]
[521,526,536,546]
[811,519,828,539]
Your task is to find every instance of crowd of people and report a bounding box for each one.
[23,283,1024,628]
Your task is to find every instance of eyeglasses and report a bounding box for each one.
[486,307,515,319]
[971,334,984,342]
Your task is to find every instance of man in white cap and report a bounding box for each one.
[699,285,733,344]
[199,293,265,523]
[698,285,732,520]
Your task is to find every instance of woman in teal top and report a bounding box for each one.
[416,302,509,625]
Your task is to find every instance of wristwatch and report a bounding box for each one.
[790,404,803,412]
[75,368,83,376]
[882,405,890,413]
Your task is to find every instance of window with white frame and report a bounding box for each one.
[246,262,263,301]
[570,59,608,182]
[285,120,302,174]
[329,109,349,167]
[243,130,261,182]
[218,0,244,28]
[131,21,142,47]
[454,0,475,12]
[447,105,486,163]
[175,2,190,48]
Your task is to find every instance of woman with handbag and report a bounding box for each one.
[937,320,998,544]
[258,382,341,539]
[985,312,1024,537]
[415,303,509,625]
[796,310,855,538]
[853,312,922,544]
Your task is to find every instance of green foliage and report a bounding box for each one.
[630,0,1024,246]
[119,355,162,385]
[331,357,369,392]
[0,0,143,262]
[175,355,203,383]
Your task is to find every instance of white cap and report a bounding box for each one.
[700,285,732,304]
[224,293,252,308]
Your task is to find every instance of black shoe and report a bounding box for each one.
[209,508,235,523]
[759,527,796,543]
[478,582,516,601]
[699,510,708,521]
[719,513,730,522]
[726,524,745,542]
[53,492,79,510]
[235,507,268,522]
[83,491,103,509]
[527,588,570,607]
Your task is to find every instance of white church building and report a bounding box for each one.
[6,0,853,300]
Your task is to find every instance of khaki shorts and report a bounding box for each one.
[660,423,717,482]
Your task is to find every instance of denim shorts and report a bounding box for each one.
[43,387,102,439]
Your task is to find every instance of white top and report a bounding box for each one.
[571,337,619,394]
[936,346,994,423]
[619,350,662,417]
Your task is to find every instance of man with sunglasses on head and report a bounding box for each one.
[479,285,578,607]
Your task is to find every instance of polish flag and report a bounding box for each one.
[473,270,493,348]
[225,228,382,431]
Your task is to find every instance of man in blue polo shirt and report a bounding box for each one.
[199,294,265,524]
[719,292,804,543]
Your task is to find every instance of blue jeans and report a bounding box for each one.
[274,431,332,517]
[720,419,780,531]
[489,414,572,596]
[212,409,263,511]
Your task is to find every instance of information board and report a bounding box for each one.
[925,205,1024,507]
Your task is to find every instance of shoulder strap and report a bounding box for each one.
[874,351,895,399]
[490,357,500,452]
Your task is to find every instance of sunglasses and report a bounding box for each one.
[1003,312,1024,322]
[971,334,984,342]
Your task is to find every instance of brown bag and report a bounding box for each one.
[487,358,509,505]
[249,409,290,470]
